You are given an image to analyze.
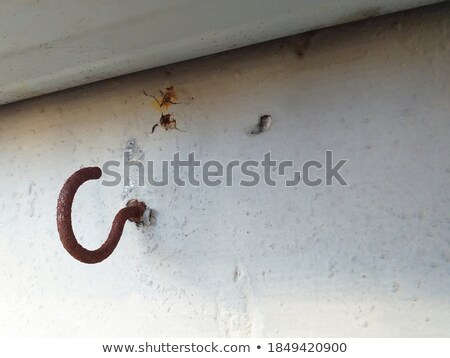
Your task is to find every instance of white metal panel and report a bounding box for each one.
[0,0,442,104]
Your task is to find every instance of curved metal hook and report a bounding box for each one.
[56,166,146,264]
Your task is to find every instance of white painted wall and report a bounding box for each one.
[0,4,449,337]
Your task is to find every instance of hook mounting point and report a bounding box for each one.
[126,199,148,223]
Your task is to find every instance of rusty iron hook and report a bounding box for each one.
[56,166,147,264]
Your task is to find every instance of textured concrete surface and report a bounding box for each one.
[0,3,449,337]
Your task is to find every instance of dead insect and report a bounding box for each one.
[251,114,272,134]
[144,85,187,133]
[151,113,184,133]
[143,86,179,110]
